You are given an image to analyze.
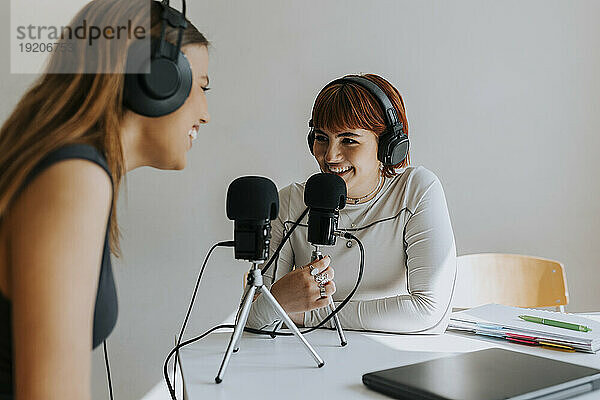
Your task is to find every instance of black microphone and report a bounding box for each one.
[226,176,279,262]
[304,173,347,247]
[304,172,348,346]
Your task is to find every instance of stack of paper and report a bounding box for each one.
[448,304,600,353]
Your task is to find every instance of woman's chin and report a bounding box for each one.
[174,157,187,170]
[152,155,187,171]
[173,151,188,170]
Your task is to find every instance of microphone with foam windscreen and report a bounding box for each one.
[304,173,347,246]
[227,176,279,262]
[304,172,347,258]
[304,172,348,346]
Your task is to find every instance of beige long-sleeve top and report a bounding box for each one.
[246,166,457,334]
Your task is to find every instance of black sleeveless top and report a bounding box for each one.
[0,144,118,398]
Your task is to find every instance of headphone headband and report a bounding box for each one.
[156,0,187,60]
[162,0,186,16]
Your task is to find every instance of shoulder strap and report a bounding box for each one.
[26,144,113,188]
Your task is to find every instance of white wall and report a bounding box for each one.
[2,1,600,399]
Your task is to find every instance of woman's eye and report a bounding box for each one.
[201,87,211,92]
[342,138,358,144]
[315,135,328,142]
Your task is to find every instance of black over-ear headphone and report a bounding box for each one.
[307,75,409,167]
[123,0,192,117]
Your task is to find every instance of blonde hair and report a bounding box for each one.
[0,0,208,256]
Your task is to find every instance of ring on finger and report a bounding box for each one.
[314,272,329,284]
[309,265,319,276]
[319,285,327,298]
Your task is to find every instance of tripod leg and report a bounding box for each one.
[215,285,256,383]
[328,298,347,346]
[259,286,324,368]
[233,285,253,353]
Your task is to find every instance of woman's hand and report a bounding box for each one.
[270,256,336,314]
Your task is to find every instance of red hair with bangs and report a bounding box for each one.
[310,74,410,177]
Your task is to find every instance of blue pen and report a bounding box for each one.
[474,323,505,338]
[475,330,505,339]
[475,323,504,330]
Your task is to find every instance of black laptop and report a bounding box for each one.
[363,348,600,400]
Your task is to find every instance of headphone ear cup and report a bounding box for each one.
[378,133,409,166]
[123,40,193,117]
[390,134,409,165]
[307,129,315,155]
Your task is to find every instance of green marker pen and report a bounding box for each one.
[519,315,592,332]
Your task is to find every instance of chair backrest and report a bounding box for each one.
[452,253,569,311]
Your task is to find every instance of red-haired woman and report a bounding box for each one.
[0,1,209,398]
[247,74,456,334]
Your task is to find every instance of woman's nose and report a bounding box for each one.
[198,93,210,123]
[199,111,210,124]
[325,142,342,162]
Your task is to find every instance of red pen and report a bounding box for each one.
[506,333,538,341]
[507,337,538,346]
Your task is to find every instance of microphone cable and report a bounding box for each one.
[103,341,114,400]
[167,240,234,398]
[164,324,235,399]
[259,207,308,278]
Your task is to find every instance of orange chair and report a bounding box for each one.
[452,253,569,312]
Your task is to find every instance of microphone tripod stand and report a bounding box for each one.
[215,262,324,383]
[311,245,347,347]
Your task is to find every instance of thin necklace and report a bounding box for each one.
[340,208,368,248]
[341,174,385,248]
[347,173,384,205]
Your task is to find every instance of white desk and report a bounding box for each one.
[180,321,600,399]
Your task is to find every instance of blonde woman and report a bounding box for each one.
[0,1,210,398]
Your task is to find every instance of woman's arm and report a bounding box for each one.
[304,175,457,333]
[9,160,111,399]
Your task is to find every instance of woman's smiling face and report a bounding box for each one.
[312,127,381,198]
[136,44,210,170]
